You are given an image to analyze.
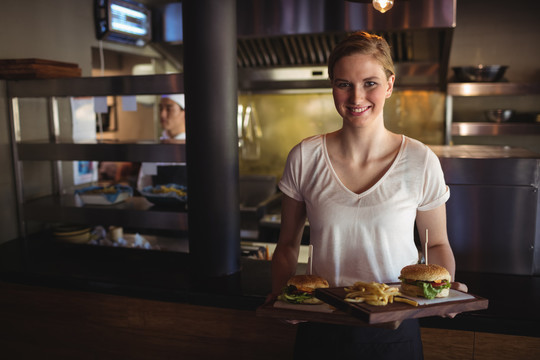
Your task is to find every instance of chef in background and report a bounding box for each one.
[157,94,186,142]
[137,94,186,190]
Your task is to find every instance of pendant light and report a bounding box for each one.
[345,0,396,14]
[372,0,394,13]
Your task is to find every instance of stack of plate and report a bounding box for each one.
[75,185,133,206]
[53,225,91,244]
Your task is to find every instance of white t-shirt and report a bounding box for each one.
[278,134,449,286]
[160,130,186,141]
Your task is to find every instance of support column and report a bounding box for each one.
[182,0,241,284]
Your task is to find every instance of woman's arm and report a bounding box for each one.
[416,204,455,277]
[268,194,307,300]
[416,204,467,292]
[417,204,468,320]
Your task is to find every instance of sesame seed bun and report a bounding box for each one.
[400,264,451,283]
[400,264,451,299]
[286,275,329,292]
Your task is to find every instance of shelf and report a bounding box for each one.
[447,82,540,96]
[23,196,188,231]
[7,73,196,260]
[430,144,540,160]
[17,142,186,162]
[451,122,540,136]
[7,73,184,98]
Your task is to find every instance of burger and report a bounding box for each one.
[279,275,329,304]
[399,264,452,299]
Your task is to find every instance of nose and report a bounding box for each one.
[159,108,168,120]
[350,85,365,104]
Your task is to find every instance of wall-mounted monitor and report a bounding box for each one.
[95,0,152,47]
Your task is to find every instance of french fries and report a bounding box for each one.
[86,186,117,194]
[344,280,418,307]
[394,296,419,307]
[152,185,187,197]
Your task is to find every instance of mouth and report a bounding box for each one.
[348,105,370,115]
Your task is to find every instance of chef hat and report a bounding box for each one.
[161,94,185,109]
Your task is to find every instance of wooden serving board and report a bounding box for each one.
[0,58,81,79]
[315,286,488,324]
[256,301,400,329]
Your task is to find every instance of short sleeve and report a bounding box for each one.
[418,148,450,211]
[278,143,305,202]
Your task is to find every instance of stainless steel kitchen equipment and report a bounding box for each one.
[484,109,515,123]
[154,0,457,91]
[431,145,540,276]
[239,175,281,240]
[445,82,540,145]
[236,0,455,91]
[452,65,509,82]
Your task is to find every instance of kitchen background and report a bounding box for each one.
[1,0,540,246]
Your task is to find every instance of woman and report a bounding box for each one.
[270,32,466,359]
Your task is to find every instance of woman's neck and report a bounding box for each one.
[330,126,396,162]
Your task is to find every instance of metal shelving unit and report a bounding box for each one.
[451,122,540,137]
[23,196,188,231]
[7,74,187,243]
[445,82,540,144]
[7,73,183,98]
[17,142,186,162]
[447,82,540,96]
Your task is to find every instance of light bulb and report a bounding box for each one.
[372,0,394,13]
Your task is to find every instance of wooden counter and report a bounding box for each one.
[1,238,539,340]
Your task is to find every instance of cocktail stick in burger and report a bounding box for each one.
[399,264,452,299]
[279,275,329,304]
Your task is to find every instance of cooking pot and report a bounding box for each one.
[452,65,508,82]
[485,109,514,123]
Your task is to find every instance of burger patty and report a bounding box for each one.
[400,278,451,299]
[401,278,449,287]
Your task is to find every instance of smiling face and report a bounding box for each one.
[332,53,395,130]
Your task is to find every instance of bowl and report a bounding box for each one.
[485,109,515,123]
[141,183,187,206]
[452,65,508,82]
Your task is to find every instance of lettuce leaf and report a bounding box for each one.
[400,278,451,299]
[419,281,451,300]
[279,285,314,304]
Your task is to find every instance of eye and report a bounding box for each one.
[365,81,377,88]
[335,81,351,89]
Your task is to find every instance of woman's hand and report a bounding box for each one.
[451,281,468,293]
[443,281,468,318]
[264,292,306,325]
[264,292,279,306]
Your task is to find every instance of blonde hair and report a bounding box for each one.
[328,31,395,81]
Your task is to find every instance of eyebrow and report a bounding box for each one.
[333,76,382,82]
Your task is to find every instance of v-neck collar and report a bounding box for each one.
[322,134,406,197]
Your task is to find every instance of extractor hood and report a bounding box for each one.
[151,0,456,91]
